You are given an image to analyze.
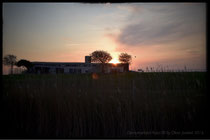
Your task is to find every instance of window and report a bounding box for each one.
[69,68,74,73]
[78,69,81,73]
[56,68,64,74]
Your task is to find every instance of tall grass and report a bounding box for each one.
[1,72,208,138]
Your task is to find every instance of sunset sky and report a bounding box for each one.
[3,3,206,74]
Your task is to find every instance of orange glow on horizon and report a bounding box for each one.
[109,58,120,64]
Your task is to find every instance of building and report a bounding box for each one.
[30,56,129,74]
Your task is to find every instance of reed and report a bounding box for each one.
[1,72,207,138]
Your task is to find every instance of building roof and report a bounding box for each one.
[32,62,88,65]
[31,62,128,66]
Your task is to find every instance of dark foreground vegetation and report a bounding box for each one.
[1,72,208,138]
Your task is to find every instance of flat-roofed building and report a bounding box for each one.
[30,56,129,74]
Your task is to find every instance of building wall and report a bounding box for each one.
[31,63,128,74]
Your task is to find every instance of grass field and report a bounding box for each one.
[1,72,208,138]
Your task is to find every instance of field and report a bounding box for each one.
[1,72,208,138]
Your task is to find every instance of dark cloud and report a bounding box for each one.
[115,3,206,47]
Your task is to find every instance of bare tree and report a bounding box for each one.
[119,53,132,64]
[3,54,17,74]
[90,50,112,73]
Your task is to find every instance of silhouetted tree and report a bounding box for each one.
[90,50,112,73]
[3,54,17,74]
[16,59,33,72]
[119,53,132,64]
[90,50,112,63]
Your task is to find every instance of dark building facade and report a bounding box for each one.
[30,56,129,74]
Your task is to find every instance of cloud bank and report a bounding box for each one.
[114,3,206,47]
[106,3,206,70]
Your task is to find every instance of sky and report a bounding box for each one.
[3,3,206,74]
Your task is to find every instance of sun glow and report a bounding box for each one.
[110,58,120,64]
